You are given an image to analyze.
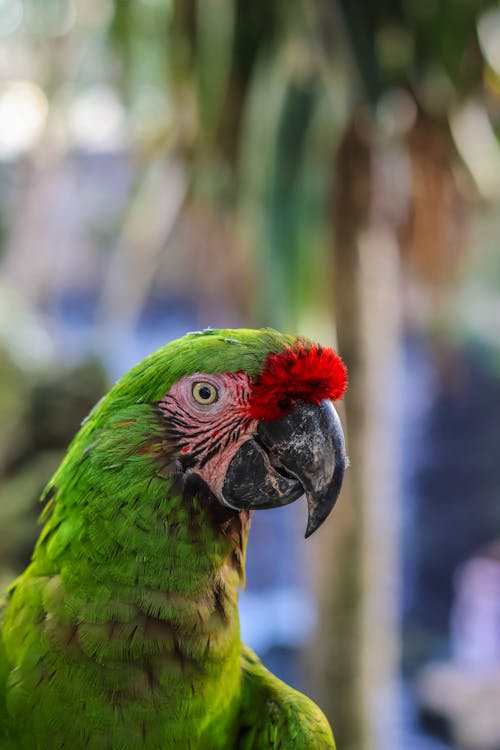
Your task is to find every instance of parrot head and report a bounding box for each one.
[119,328,348,537]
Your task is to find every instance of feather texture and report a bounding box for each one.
[0,329,336,749]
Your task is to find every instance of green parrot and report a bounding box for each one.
[0,328,348,749]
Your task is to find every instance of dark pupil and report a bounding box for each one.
[199,386,212,400]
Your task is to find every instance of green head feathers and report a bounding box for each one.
[100,327,296,411]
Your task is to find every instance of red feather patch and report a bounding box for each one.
[248,342,348,421]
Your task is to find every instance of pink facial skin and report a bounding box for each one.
[157,372,258,499]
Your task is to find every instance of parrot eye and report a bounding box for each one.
[192,381,218,405]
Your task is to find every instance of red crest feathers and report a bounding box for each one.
[248,342,348,421]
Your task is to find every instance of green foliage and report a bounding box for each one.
[338,0,497,102]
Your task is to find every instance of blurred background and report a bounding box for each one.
[0,1,499,748]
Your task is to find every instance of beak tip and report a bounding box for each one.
[304,454,348,538]
[304,499,329,539]
[304,510,328,539]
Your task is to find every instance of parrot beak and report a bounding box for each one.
[221,399,347,537]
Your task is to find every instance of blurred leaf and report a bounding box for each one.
[195,0,235,137]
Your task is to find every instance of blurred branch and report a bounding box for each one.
[262,75,318,328]
[195,0,235,139]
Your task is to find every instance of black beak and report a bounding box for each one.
[221,400,347,537]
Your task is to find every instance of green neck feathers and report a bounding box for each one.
[9,403,250,747]
[33,400,249,628]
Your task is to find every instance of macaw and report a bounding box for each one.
[0,328,348,749]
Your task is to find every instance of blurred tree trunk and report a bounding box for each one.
[306,121,405,750]
[306,123,369,750]
[307,97,469,746]
[402,108,469,322]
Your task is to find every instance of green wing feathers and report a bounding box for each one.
[238,646,335,749]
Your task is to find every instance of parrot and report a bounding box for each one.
[0,327,348,750]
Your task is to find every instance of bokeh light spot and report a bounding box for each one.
[23,0,76,38]
[66,85,127,152]
[0,80,48,160]
[0,0,23,37]
[477,8,500,76]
